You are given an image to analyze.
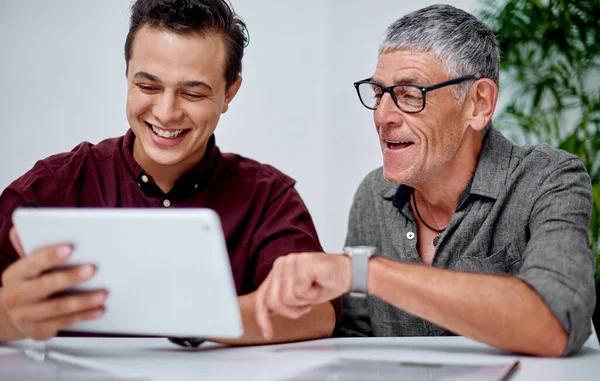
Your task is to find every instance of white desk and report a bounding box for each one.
[2,336,600,380]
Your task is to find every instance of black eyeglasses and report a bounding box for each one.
[353,75,477,113]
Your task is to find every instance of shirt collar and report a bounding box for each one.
[391,178,474,211]
[121,129,221,188]
[382,125,513,210]
[468,126,513,199]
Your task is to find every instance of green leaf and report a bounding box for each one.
[479,0,600,278]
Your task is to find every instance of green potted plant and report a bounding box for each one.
[479,0,600,278]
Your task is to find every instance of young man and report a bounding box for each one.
[0,0,337,344]
[254,5,595,357]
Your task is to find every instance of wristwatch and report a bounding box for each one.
[343,246,376,297]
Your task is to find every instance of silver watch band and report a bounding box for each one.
[343,246,376,296]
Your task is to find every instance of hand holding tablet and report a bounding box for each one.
[1,227,106,341]
[6,208,243,340]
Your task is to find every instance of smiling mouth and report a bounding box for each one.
[386,140,414,150]
[146,122,190,139]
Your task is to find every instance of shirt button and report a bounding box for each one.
[163,199,171,208]
[141,175,149,183]
[406,231,415,240]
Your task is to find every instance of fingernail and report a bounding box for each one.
[262,330,271,340]
[91,309,105,319]
[92,292,106,304]
[57,246,72,259]
[79,265,94,279]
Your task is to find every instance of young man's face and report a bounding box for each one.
[126,26,241,170]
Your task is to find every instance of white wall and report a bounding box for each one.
[0,0,478,252]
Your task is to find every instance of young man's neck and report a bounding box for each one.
[132,140,206,194]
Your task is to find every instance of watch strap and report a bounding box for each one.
[351,251,369,294]
[343,246,376,296]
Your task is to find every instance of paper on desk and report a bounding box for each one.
[0,351,59,381]
[0,345,149,381]
[283,357,519,381]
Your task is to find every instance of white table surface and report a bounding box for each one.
[2,336,600,381]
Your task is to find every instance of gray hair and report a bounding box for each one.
[380,4,500,102]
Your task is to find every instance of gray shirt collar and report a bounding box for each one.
[469,126,514,199]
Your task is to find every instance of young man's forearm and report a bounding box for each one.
[210,292,335,345]
[369,258,568,357]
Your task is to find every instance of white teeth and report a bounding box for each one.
[387,140,411,144]
[151,125,185,139]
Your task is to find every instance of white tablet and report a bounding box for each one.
[12,208,243,338]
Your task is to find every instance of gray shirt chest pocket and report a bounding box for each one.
[453,243,523,275]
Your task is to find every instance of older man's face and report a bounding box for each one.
[371,49,469,185]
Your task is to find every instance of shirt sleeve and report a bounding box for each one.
[334,173,377,337]
[0,160,61,285]
[516,157,596,356]
[249,178,342,326]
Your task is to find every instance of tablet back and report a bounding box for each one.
[12,208,243,338]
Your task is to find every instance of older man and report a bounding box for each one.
[255,4,595,357]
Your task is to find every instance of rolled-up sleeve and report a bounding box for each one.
[517,157,595,356]
[0,159,62,285]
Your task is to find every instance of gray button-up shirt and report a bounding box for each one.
[337,127,595,356]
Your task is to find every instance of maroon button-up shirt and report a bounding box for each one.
[0,130,340,322]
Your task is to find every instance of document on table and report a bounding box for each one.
[284,357,519,381]
[0,347,147,381]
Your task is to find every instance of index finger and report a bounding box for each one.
[255,276,274,341]
[9,227,25,258]
[2,244,72,285]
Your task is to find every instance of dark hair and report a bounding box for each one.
[124,0,248,90]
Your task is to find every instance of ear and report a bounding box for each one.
[221,76,243,114]
[464,78,498,133]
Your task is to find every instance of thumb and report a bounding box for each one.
[9,227,25,258]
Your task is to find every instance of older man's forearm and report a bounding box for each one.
[369,258,568,357]
[210,292,335,346]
